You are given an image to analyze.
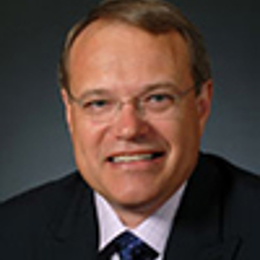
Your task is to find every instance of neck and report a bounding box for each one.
[113,208,151,228]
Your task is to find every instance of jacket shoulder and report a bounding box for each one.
[204,154,260,239]
[0,173,87,247]
[205,153,260,195]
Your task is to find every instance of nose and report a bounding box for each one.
[112,102,149,141]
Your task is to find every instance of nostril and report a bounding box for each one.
[113,114,146,139]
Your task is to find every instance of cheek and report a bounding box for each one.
[151,117,195,145]
[150,108,201,155]
[70,113,106,163]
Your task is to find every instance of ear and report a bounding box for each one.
[196,79,213,136]
[61,88,73,134]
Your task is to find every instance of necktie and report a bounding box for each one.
[98,231,159,260]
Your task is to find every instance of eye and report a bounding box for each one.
[81,98,113,114]
[149,94,169,102]
[144,93,175,111]
[84,99,108,108]
[147,93,175,103]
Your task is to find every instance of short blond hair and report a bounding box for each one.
[58,0,211,94]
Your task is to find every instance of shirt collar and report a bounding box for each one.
[95,183,186,255]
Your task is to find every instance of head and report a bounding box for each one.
[59,0,213,224]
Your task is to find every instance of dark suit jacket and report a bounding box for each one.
[1,153,260,260]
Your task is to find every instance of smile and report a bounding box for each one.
[108,152,164,163]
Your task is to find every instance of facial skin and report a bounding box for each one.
[62,20,212,227]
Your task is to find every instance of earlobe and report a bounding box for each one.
[197,80,213,135]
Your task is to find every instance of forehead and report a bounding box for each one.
[68,20,192,93]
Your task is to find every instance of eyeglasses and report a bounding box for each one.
[67,84,196,123]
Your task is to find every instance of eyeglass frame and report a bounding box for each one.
[66,83,198,123]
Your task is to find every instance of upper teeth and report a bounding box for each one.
[112,154,153,163]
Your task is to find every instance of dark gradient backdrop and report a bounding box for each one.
[0,0,259,201]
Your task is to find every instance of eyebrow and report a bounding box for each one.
[141,82,179,94]
[75,89,112,100]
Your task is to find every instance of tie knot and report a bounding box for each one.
[114,231,158,260]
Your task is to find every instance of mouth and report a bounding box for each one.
[107,151,165,163]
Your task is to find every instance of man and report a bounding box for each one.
[1,0,259,259]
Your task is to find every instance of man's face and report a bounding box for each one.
[62,21,212,217]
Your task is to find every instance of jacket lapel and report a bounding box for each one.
[164,155,241,260]
[37,173,99,260]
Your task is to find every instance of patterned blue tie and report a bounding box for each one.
[114,231,158,260]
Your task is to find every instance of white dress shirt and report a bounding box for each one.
[95,183,186,260]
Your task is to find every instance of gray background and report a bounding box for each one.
[0,0,259,202]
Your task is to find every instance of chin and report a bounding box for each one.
[108,186,164,213]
